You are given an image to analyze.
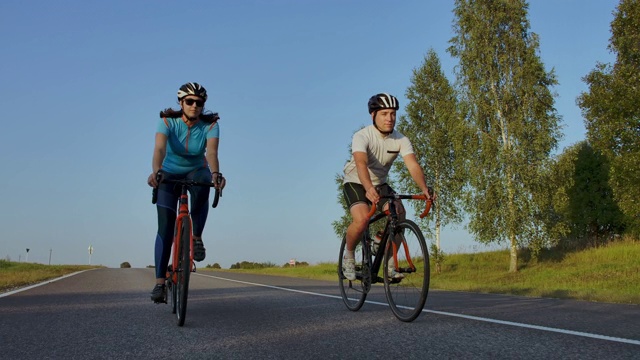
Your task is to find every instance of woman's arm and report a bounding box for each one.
[148,133,167,187]
[205,137,220,174]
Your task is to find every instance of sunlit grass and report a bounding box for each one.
[3,238,638,304]
[0,260,100,291]
[204,238,640,304]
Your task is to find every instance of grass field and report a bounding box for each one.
[0,261,100,292]
[2,238,638,304]
[207,237,639,304]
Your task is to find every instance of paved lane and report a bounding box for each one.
[1,268,638,359]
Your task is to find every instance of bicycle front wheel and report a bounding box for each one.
[383,220,430,322]
[176,219,192,326]
[338,235,369,311]
[167,265,177,314]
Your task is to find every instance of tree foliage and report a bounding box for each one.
[331,173,351,240]
[283,261,309,267]
[577,0,640,233]
[542,141,625,250]
[395,48,466,250]
[229,261,277,270]
[448,0,561,272]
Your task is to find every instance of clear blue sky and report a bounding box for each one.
[0,1,618,268]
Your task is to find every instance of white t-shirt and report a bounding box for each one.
[343,125,414,185]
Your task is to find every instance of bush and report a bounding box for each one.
[283,261,309,268]
[120,262,131,268]
[205,263,222,269]
[230,261,277,270]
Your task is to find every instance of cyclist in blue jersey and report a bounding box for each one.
[147,82,226,302]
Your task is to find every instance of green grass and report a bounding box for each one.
[3,238,638,304]
[430,245,639,304]
[203,238,640,304]
[0,260,100,292]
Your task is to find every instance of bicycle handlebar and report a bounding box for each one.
[367,194,433,219]
[151,175,223,208]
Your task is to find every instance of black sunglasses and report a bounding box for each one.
[183,98,205,107]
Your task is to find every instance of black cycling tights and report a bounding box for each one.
[154,168,211,279]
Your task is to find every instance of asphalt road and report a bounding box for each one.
[1,268,638,359]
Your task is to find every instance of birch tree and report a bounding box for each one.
[448,0,561,272]
[395,49,466,251]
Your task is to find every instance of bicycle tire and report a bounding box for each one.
[176,219,191,326]
[383,220,430,322]
[338,235,369,311]
[169,280,177,314]
[167,265,177,314]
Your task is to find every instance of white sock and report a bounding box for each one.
[344,250,355,259]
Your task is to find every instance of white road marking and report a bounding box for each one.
[3,271,638,346]
[199,273,640,346]
[0,270,89,298]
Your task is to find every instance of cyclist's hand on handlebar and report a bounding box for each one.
[424,186,435,202]
[365,186,380,204]
[147,171,162,188]
[212,172,226,190]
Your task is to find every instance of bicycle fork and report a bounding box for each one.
[169,194,193,282]
[390,232,417,274]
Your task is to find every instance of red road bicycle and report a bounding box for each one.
[339,190,433,322]
[152,174,222,326]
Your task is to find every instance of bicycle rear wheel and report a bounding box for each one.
[176,219,192,326]
[383,220,430,322]
[338,235,369,311]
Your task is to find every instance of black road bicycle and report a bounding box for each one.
[338,190,433,322]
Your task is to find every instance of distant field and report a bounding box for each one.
[3,238,638,304]
[203,238,640,305]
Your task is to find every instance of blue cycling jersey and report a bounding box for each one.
[157,117,220,174]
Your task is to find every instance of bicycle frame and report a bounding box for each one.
[151,175,221,326]
[158,179,220,279]
[365,194,432,284]
[339,190,433,321]
[170,185,194,283]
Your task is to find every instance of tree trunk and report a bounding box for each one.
[509,233,518,272]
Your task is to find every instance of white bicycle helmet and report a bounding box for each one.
[368,93,399,114]
[177,82,208,101]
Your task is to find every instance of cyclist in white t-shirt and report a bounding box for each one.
[341,93,433,280]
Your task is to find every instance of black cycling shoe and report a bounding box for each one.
[194,239,206,262]
[150,284,166,303]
